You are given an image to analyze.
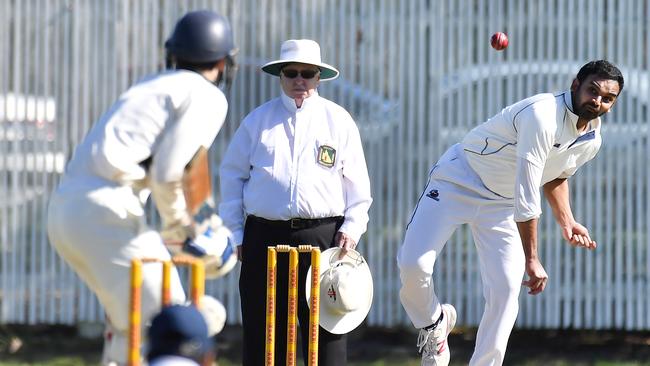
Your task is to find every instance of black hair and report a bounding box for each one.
[576,60,624,93]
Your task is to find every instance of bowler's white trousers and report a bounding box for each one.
[397,144,525,366]
[47,173,186,365]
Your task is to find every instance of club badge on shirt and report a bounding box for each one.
[318,145,336,167]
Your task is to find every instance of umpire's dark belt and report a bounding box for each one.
[247,215,343,230]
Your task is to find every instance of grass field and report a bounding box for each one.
[1,324,650,365]
[0,356,648,365]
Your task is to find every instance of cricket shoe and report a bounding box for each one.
[417,304,457,366]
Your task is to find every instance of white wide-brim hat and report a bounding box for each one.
[306,248,373,334]
[261,39,339,81]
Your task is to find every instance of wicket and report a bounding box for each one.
[266,245,321,366]
[128,256,205,366]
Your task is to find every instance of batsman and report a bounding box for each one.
[397,60,624,366]
[47,10,238,365]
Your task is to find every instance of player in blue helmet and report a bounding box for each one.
[47,10,237,365]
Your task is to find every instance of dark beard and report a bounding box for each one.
[575,104,601,121]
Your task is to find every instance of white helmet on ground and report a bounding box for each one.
[192,295,227,336]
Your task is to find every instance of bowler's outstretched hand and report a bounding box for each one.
[562,222,597,249]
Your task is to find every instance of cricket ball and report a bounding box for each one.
[490,32,508,51]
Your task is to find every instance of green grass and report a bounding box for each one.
[2,353,650,366]
[214,361,421,366]
[0,357,424,366]
[2,358,650,366]
[2,325,650,366]
[0,359,91,366]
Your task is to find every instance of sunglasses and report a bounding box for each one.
[282,68,319,79]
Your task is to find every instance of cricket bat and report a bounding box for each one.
[182,147,212,216]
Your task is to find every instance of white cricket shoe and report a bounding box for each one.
[417,304,457,366]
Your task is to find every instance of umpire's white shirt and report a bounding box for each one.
[461,91,601,220]
[219,92,372,246]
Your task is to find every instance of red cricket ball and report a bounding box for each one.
[490,32,509,51]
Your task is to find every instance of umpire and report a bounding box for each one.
[219,39,373,366]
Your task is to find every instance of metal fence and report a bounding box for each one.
[1,0,648,331]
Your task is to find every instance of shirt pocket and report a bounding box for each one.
[314,139,341,171]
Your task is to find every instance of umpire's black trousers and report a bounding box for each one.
[239,215,347,366]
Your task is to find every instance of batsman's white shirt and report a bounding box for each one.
[47,70,227,364]
[65,70,225,184]
[219,92,372,246]
[62,70,227,239]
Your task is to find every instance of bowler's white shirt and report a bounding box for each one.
[219,92,372,245]
[461,91,601,220]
